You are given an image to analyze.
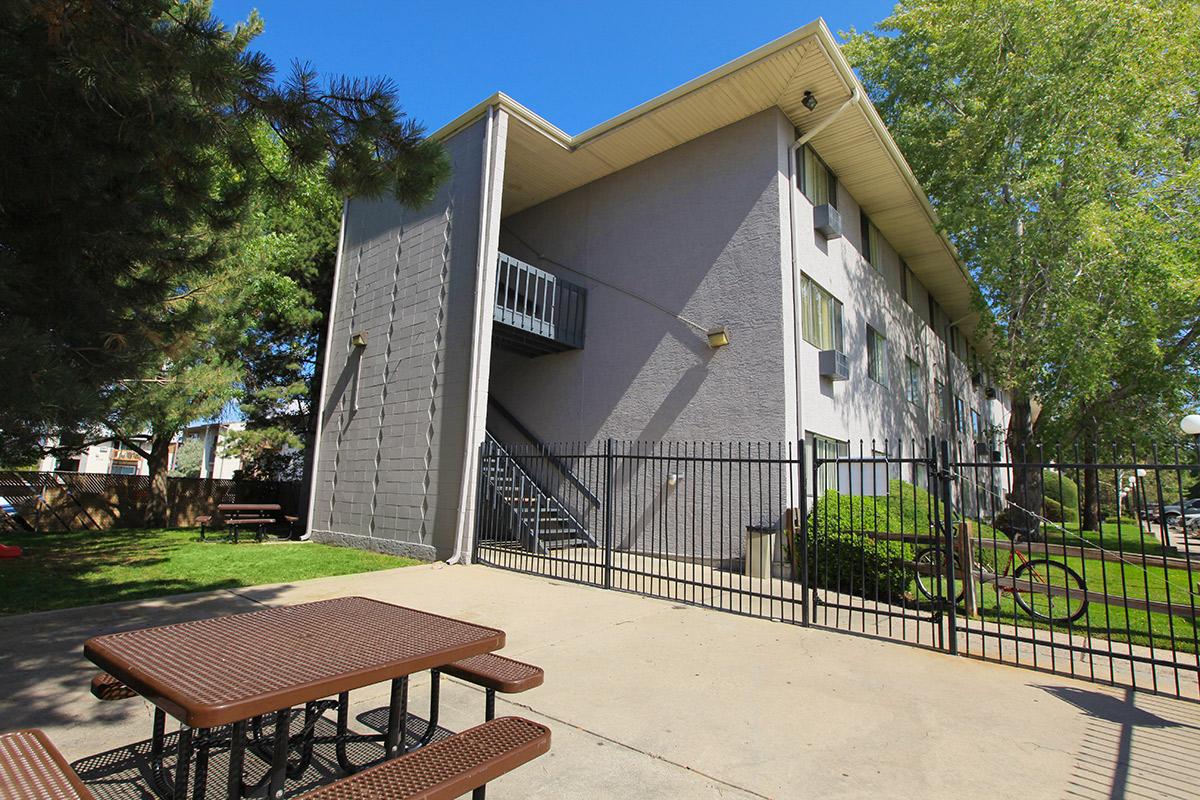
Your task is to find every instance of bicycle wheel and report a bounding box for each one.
[913,547,964,603]
[1011,559,1088,623]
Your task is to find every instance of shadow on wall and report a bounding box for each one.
[322,345,364,429]
[0,585,292,733]
[1035,684,1200,800]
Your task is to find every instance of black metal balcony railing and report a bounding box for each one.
[493,253,586,356]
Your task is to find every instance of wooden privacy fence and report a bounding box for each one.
[0,471,303,532]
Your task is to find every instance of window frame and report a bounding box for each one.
[798,145,838,209]
[800,274,845,353]
[866,325,889,386]
[905,356,923,404]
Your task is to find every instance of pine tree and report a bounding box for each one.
[0,0,449,473]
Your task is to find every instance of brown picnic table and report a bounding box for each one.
[83,597,506,800]
[200,503,298,543]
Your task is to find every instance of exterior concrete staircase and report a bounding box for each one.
[478,434,595,554]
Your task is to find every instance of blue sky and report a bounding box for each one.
[211,1,896,136]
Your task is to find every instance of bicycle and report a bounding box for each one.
[912,534,1089,624]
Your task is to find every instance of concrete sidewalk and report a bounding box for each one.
[1,563,1198,799]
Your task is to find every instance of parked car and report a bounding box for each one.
[1156,498,1200,526]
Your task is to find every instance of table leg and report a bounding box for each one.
[192,729,210,800]
[226,721,246,800]
[413,670,441,748]
[383,677,408,758]
[148,707,174,799]
[266,709,290,800]
[173,727,194,800]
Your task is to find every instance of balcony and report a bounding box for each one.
[492,252,586,357]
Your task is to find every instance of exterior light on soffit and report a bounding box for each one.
[801,90,818,111]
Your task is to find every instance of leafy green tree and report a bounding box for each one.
[844,0,1200,535]
[169,437,204,478]
[218,128,342,482]
[0,0,449,468]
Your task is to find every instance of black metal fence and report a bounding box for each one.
[474,437,1200,699]
[0,471,303,532]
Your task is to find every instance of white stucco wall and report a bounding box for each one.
[788,152,1009,457]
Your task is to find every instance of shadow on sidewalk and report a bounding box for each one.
[1035,684,1200,800]
[70,710,455,799]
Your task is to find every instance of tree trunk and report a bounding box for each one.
[1082,439,1101,532]
[1005,391,1045,541]
[146,435,173,528]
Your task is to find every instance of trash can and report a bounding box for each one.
[744,525,777,578]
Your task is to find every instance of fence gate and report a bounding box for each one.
[473,437,1200,700]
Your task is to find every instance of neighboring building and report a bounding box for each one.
[38,421,245,478]
[308,19,1012,561]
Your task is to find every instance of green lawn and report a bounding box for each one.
[962,522,1199,653]
[0,528,423,615]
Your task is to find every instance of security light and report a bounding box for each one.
[707,328,730,349]
[801,91,818,111]
[350,331,368,348]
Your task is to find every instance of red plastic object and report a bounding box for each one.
[0,544,21,558]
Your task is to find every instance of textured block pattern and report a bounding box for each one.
[311,117,489,559]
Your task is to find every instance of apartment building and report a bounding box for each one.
[309,19,1010,560]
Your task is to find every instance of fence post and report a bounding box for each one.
[604,438,615,590]
[798,439,810,627]
[956,520,978,617]
[939,439,959,655]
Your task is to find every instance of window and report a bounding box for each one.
[971,409,983,440]
[860,211,882,268]
[798,145,837,208]
[905,357,922,404]
[800,274,844,352]
[867,326,889,386]
[110,463,138,476]
[807,432,850,496]
[954,395,966,433]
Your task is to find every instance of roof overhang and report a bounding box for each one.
[432,18,980,340]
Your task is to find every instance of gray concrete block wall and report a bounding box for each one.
[310,117,489,560]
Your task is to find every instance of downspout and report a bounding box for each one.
[447,104,498,564]
[943,313,972,445]
[303,198,350,541]
[785,87,860,444]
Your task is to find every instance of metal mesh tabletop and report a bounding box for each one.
[83,597,505,728]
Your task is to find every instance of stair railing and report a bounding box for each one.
[487,396,601,509]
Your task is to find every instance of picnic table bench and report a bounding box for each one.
[198,503,298,543]
[0,719,549,800]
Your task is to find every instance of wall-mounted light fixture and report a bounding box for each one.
[707,327,730,349]
[350,331,368,348]
[801,90,818,111]
[667,473,681,487]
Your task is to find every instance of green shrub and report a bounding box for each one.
[1042,497,1064,522]
[801,490,911,600]
[1043,469,1080,523]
